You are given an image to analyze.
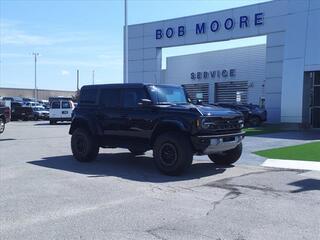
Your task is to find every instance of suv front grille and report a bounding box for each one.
[202,117,243,132]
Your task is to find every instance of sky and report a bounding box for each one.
[1,0,269,91]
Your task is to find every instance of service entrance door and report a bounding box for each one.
[215,81,248,103]
[311,71,320,128]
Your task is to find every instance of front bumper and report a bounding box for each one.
[191,131,245,155]
[39,114,49,120]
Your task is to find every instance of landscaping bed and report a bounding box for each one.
[254,142,320,162]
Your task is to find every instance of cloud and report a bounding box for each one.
[61,70,70,76]
[0,19,89,46]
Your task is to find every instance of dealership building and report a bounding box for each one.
[127,0,320,127]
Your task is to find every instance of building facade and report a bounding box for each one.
[127,0,320,127]
[0,87,76,101]
[163,45,269,118]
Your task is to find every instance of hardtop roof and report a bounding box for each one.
[81,83,182,90]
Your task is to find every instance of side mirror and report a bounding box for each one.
[138,98,153,107]
[196,99,203,105]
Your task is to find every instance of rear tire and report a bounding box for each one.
[249,116,261,127]
[0,118,5,134]
[208,143,242,165]
[153,132,193,176]
[71,128,99,162]
[49,120,56,125]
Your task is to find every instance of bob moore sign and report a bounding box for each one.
[191,69,236,80]
[156,13,264,40]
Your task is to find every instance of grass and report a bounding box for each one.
[254,142,320,162]
[244,125,285,136]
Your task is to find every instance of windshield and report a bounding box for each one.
[148,85,188,105]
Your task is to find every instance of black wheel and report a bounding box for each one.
[128,148,146,156]
[249,116,261,127]
[49,120,56,125]
[0,118,5,134]
[208,143,242,165]
[34,115,38,121]
[153,132,193,176]
[71,128,99,162]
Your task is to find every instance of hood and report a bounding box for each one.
[36,110,49,114]
[158,103,242,118]
[195,105,242,117]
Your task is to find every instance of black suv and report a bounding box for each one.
[70,84,245,175]
[214,103,267,127]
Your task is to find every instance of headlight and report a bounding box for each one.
[238,119,244,128]
[201,119,211,129]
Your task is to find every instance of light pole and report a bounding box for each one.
[76,70,80,91]
[124,0,128,83]
[33,52,39,99]
[92,70,95,85]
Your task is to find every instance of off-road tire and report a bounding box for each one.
[208,143,242,165]
[153,132,193,176]
[71,128,99,162]
[249,116,261,127]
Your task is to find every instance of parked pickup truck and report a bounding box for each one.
[0,103,11,134]
[11,102,34,121]
[69,84,245,175]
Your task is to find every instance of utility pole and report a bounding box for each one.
[92,70,95,85]
[76,70,80,91]
[33,52,39,99]
[124,0,128,83]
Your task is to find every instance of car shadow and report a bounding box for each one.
[28,153,229,183]
[289,179,320,193]
[34,122,71,126]
[0,138,16,142]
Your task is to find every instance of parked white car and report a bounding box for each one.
[49,99,75,124]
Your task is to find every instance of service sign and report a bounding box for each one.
[191,69,236,80]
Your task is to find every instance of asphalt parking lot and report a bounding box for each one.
[1,121,319,240]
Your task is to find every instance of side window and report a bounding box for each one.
[51,101,60,109]
[99,89,121,108]
[123,88,147,108]
[80,89,98,104]
[62,101,71,109]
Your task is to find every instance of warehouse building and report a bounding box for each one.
[0,87,76,101]
[127,0,320,127]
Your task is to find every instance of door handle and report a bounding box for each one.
[120,114,128,118]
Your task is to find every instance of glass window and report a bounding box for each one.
[148,85,187,104]
[80,89,98,104]
[99,89,121,108]
[314,87,320,106]
[51,101,60,109]
[315,71,320,85]
[62,101,71,109]
[123,88,147,108]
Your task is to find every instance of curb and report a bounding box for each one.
[262,159,320,171]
